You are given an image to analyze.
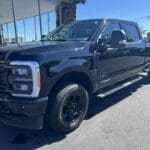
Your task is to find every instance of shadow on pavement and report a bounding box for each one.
[0,126,66,150]
[87,78,148,119]
[0,78,148,150]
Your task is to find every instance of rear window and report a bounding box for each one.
[121,23,140,42]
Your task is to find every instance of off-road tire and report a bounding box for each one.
[46,83,89,133]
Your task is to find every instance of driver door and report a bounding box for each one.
[96,21,130,88]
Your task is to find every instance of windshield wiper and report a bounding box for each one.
[41,39,67,42]
[53,39,66,42]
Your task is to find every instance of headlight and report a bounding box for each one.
[12,67,31,77]
[9,61,41,98]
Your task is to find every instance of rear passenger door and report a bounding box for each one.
[96,21,145,89]
[120,22,145,76]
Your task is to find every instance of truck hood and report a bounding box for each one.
[0,41,87,60]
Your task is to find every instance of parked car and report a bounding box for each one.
[0,19,150,133]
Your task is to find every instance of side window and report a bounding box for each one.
[101,22,121,46]
[121,23,140,42]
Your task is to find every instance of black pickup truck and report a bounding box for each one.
[0,19,150,133]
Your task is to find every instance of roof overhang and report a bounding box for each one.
[0,0,75,25]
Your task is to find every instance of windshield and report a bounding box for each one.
[44,20,102,42]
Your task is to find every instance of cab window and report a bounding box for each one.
[101,22,121,46]
[120,23,140,42]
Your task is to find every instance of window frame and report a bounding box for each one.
[119,22,142,43]
[97,21,122,49]
[99,21,121,39]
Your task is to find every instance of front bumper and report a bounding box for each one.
[0,95,48,130]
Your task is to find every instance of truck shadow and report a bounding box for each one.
[0,78,148,150]
[87,78,148,119]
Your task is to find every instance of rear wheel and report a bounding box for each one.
[46,83,89,133]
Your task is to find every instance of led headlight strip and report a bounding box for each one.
[10,61,41,98]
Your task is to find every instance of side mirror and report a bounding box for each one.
[111,30,127,48]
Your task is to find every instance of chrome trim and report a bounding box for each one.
[10,61,40,98]
[98,76,143,98]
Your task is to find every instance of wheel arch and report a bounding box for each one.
[49,71,95,97]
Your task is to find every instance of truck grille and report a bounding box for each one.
[0,63,9,93]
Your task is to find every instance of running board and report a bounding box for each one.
[97,76,143,98]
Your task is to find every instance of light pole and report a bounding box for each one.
[38,0,43,39]
[11,0,19,45]
[0,25,4,46]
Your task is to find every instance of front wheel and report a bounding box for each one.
[46,83,89,133]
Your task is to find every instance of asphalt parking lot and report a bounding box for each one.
[0,78,150,150]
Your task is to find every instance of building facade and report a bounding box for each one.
[0,0,86,46]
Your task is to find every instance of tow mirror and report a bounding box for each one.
[111,30,127,48]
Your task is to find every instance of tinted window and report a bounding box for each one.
[101,22,121,45]
[121,23,140,42]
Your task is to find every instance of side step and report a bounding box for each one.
[97,76,143,98]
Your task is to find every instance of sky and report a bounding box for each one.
[77,0,150,20]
